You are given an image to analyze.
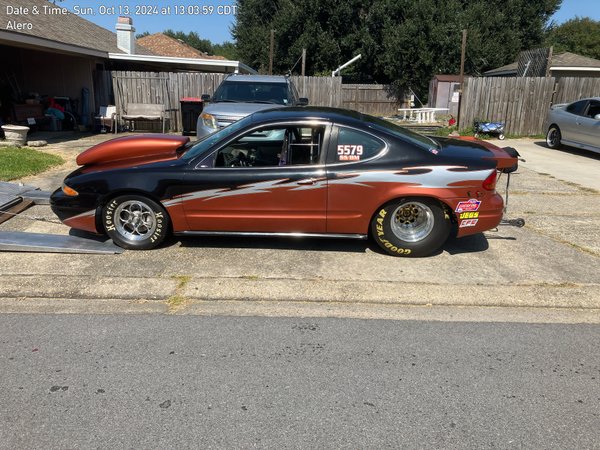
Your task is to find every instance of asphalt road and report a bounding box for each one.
[1,314,599,449]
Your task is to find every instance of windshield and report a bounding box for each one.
[181,115,254,161]
[212,81,290,105]
[363,115,440,151]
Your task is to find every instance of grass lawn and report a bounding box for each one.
[0,146,64,181]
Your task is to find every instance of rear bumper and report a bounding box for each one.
[452,193,504,238]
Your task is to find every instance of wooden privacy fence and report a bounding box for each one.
[459,76,600,136]
[111,71,226,132]
[110,71,400,131]
[341,84,402,116]
[552,77,600,105]
[290,76,342,108]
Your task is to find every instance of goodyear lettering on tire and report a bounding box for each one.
[376,207,412,256]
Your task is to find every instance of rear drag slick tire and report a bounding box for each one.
[371,198,451,257]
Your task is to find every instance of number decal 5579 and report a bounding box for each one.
[337,144,363,161]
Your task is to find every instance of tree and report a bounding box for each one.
[232,0,561,100]
[546,17,600,60]
[160,30,238,59]
[212,42,239,60]
[163,29,215,54]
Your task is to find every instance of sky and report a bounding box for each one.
[57,0,238,43]
[55,0,600,44]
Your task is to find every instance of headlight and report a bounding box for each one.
[61,183,79,197]
[201,113,218,129]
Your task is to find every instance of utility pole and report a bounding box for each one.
[457,29,467,129]
[301,48,306,77]
[269,29,275,75]
[459,29,467,85]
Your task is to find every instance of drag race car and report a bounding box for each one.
[50,107,520,257]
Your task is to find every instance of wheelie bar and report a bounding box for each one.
[499,171,525,228]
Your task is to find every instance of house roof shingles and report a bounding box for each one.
[0,0,154,55]
[484,52,600,75]
[552,52,600,68]
[136,33,226,60]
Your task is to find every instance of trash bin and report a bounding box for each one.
[180,98,203,136]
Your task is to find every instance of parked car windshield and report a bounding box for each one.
[212,81,290,105]
[362,114,440,151]
[181,115,253,161]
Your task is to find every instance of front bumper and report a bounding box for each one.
[50,188,100,234]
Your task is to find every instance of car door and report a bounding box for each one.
[325,125,389,234]
[181,121,331,233]
[577,100,600,149]
[560,99,589,144]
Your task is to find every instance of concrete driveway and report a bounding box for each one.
[1,135,599,322]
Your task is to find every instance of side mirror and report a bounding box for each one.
[297,97,309,106]
[201,94,211,102]
[595,114,600,120]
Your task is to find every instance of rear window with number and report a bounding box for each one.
[331,127,384,163]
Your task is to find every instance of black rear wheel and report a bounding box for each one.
[371,198,451,257]
[546,125,562,149]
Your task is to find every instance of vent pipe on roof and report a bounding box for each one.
[116,16,136,54]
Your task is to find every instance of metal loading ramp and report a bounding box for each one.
[0,182,123,254]
[0,231,123,254]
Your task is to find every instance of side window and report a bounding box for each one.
[213,125,326,168]
[586,101,600,119]
[566,100,588,116]
[330,127,385,163]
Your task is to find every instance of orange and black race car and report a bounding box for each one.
[50,107,520,257]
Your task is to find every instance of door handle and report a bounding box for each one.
[297,178,315,185]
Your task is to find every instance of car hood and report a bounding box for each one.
[204,102,284,118]
[76,134,189,169]
[432,136,519,172]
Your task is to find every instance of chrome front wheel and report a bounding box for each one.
[102,195,169,250]
[114,200,157,241]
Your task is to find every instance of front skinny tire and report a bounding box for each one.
[102,195,169,250]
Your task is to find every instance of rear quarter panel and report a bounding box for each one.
[325,138,500,234]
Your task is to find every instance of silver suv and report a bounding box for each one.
[196,74,308,138]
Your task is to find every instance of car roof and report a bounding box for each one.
[224,74,288,83]
[571,97,600,102]
[251,106,367,125]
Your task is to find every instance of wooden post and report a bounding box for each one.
[459,29,467,85]
[546,46,553,77]
[269,29,275,75]
[457,29,467,128]
[301,48,306,97]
